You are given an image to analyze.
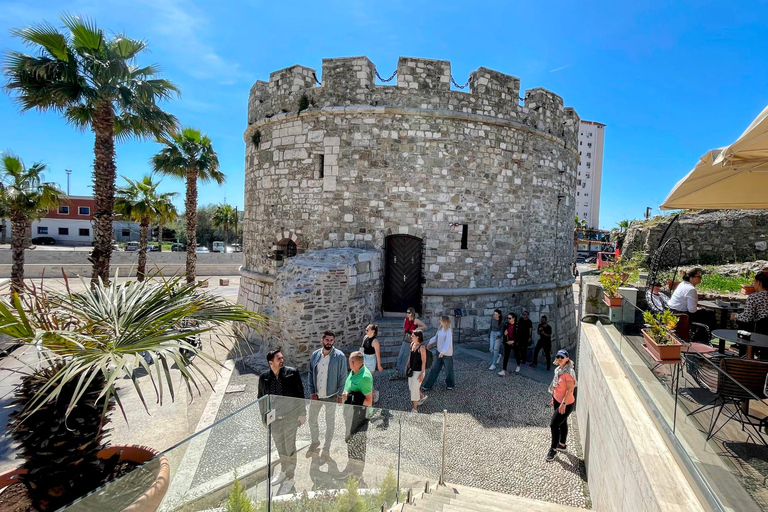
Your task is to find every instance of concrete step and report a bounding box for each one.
[423,483,584,512]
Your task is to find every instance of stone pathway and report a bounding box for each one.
[195,342,590,509]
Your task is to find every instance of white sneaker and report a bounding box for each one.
[374,389,380,402]
[410,409,418,414]
[418,395,428,405]
[515,366,521,373]
[270,471,286,485]
[489,364,496,371]
[497,370,506,376]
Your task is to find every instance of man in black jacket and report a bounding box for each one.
[257,348,306,486]
[514,311,534,372]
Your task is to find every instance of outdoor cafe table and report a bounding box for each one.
[712,329,768,359]
[712,329,768,415]
[699,300,743,329]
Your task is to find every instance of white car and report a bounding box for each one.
[195,246,210,253]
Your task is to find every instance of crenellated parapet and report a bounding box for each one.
[246,56,579,146]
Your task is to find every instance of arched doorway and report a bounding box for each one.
[383,235,423,313]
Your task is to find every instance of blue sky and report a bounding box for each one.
[1,0,766,230]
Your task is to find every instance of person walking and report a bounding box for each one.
[514,311,533,372]
[360,324,384,402]
[307,330,348,461]
[257,348,306,486]
[498,312,517,376]
[546,349,577,462]
[531,315,553,370]
[423,315,455,391]
[488,309,503,370]
[393,307,426,380]
[407,330,429,412]
[341,351,374,479]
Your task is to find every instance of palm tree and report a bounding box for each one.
[0,154,64,293]
[152,128,224,283]
[213,203,236,246]
[617,219,630,232]
[4,14,179,287]
[155,193,178,251]
[0,276,265,511]
[114,175,175,281]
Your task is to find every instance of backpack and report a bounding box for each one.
[425,348,434,369]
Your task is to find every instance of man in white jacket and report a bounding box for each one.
[422,316,455,391]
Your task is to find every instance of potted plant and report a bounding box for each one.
[642,310,681,360]
[600,271,627,308]
[0,276,265,511]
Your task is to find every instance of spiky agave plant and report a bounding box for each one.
[0,275,266,510]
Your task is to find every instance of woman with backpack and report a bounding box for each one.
[423,315,455,391]
[406,330,429,413]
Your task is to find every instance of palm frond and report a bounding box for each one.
[10,22,69,61]
[59,13,105,55]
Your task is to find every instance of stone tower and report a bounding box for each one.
[238,56,580,367]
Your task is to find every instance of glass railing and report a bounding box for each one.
[61,394,445,512]
[593,285,768,512]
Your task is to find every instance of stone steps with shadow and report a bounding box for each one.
[397,483,583,512]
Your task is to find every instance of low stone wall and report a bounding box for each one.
[623,210,768,265]
[0,250,242,265]
[577,323,707,512]
[239,248,382,369]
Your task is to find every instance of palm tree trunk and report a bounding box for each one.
[90,102,116,288]
[225,225,229,246]
[10,215,26,294]
[157,221,163,252]
[137,217,149,282]
[185,167,198,283]
[1,219,6,244]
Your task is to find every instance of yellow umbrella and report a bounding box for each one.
[661,105,768,210]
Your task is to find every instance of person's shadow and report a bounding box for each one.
[308,450,345,490]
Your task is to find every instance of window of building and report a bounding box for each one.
[585,193,589,197]
[586,152,592,158]
[461,224,468,250]
[79,228,90,237]
[587,142,592,148]
[122,229,130,237]
[78,206,90,215]
[586,173,590,179]
[579,151,582,156]
[58,206,69,215]
[314,154,325,179]
[577,192,580,196]
[37,226,48,234]
[59,227,69,235]
[586,162,591,168]
[579,141,582,145]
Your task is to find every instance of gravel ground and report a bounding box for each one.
[188,344,590,509]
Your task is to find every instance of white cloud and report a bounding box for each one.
[134,0,246,83]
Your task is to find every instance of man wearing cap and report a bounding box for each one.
[514,311,533,373]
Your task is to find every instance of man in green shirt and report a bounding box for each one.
[341,351,373,480]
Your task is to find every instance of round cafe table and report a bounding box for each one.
[712,329,768,359]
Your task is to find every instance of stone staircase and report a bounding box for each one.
[393,483,584,512]
[341,316,436,369]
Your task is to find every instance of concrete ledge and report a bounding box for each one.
[423,277,575,296]
[239,267,276,284]
[577,323,707,512]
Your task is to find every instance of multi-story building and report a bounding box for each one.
[6,196,141,246]
[575,120,605,229]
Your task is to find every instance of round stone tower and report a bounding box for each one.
[238,56,580,367]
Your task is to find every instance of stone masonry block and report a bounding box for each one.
[396,57,451,91]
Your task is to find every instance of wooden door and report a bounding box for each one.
[383,235,422,313]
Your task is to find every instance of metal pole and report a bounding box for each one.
[267,395,272,512]
[440,409,447,485]
[65,169,71,195]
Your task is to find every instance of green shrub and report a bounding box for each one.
[377,467,398,508]
[226,474,255,512]
[336,477,366,512]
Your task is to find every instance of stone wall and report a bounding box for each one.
[239,56,580,366]
[240,248,381,369]
[623,210,768,264]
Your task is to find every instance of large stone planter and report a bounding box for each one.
[0,445,170,512]
[642,329,682,361]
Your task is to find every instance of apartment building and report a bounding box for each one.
[575,120,605,229]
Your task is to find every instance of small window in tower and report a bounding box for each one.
[276,238,298,261]
[461,224,468,250]
[314,154,325,179]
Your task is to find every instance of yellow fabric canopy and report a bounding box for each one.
[661,105,768,210]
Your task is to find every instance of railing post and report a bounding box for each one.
[407,488,413,504]
[440,409,447,485]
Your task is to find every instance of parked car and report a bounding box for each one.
[124,241,139,252]
[230,243,242,253]
[584,255,597,264]
[576,256,586,263]
[212,241,225,253]
[31,236,55,246]
[195,246,210,253]
[112,243,121,252]
[148,244,161,252]
[171,243,186,252]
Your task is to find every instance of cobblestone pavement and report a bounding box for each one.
[194,343,590,509]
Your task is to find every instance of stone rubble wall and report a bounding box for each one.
[239,248,382,369]
[239,56,580,367]
[622,210,768,265]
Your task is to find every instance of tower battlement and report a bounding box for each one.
[247,56,579,146]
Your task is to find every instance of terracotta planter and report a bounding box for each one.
[665,280,680,291]
[741,285,756,296]
[0,445,169,512]
[642,329,682,361]
[603,293,623,308]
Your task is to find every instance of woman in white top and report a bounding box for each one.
[422,316,455,391]
[667,267,716,337]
